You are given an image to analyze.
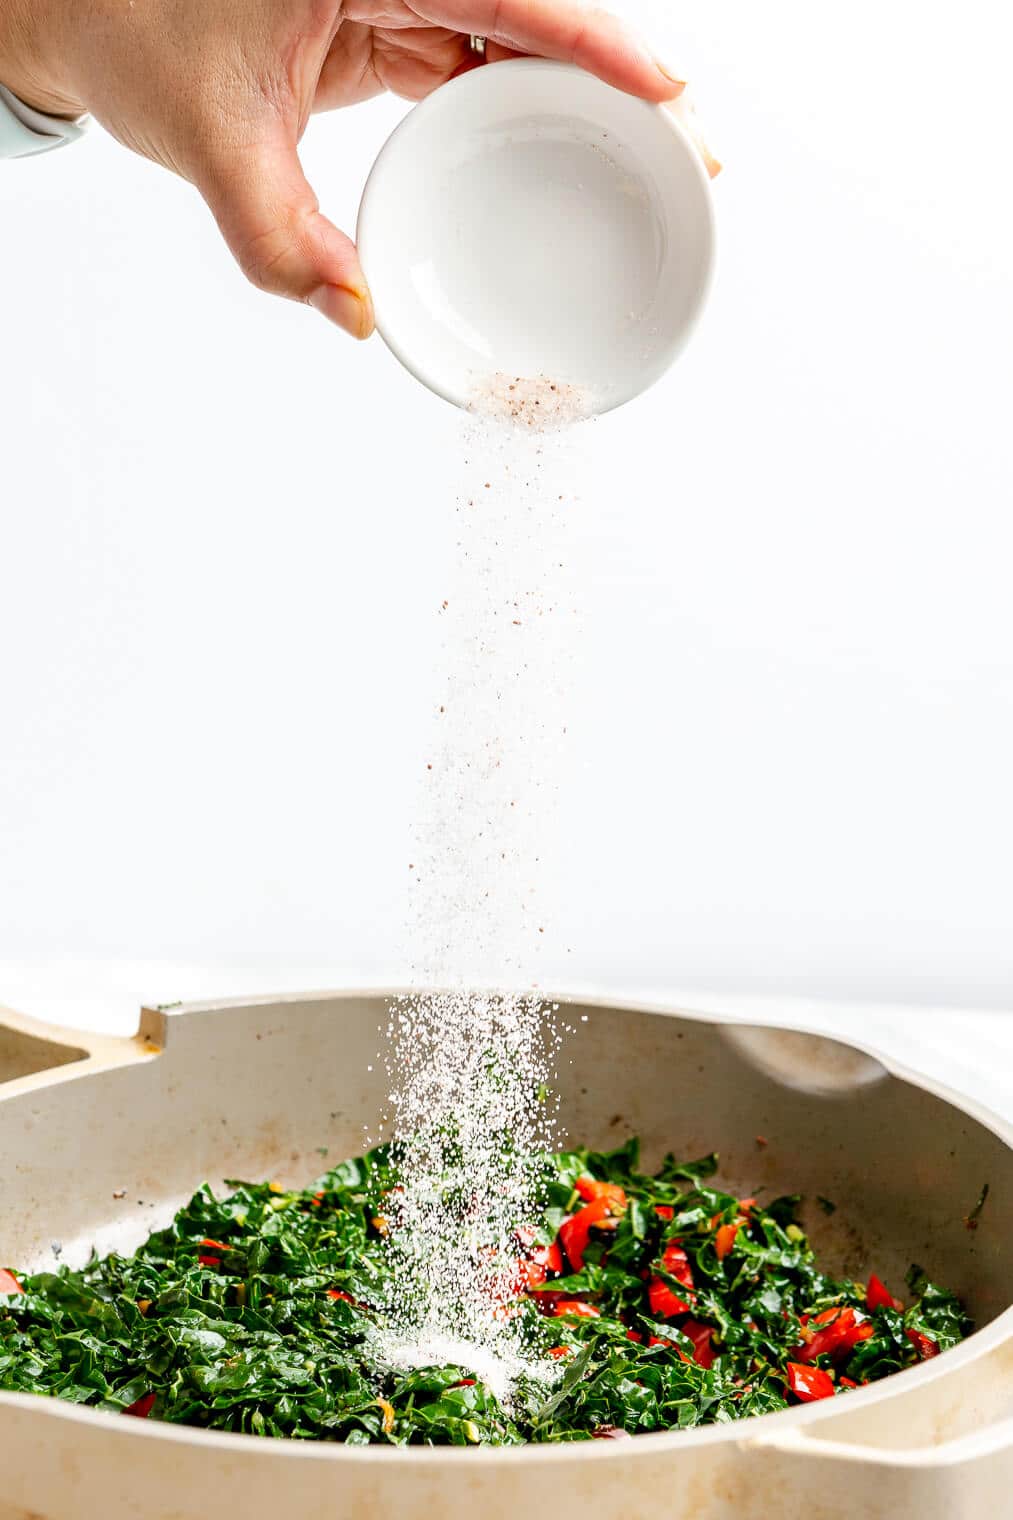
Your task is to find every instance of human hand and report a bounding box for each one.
[0,0,715,339]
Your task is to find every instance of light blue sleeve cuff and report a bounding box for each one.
[0,82,87,159]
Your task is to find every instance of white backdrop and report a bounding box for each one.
[2,1,1013,1036]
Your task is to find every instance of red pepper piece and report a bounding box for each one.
[648,1276,693,1319]
[310,1191,325,1208]
[715,1222,740,1261]
[553,1299,600,1319]
[648,1335,674,1348]
[738,1198,757,1219]
[559,1197,611,1272]
[661,1242,695,1290]
[839,1376,858,1389]
[327,1289,355,1303]
[905,1328,940,1360]
[123,1393,157,1418]
[518,1259,548,1291]
[539,1241,564,1274]
[786,1362,835,1402]
[681,1318,716,1369]
[866,1274,903,1313]
[793,1306,873,1364]
[654,1205,674,1221]
[574,1178,628,1209]
[452,1379,477,1388]
[626,1328,643,1343]
[648,1239,695,1318]
[0,1269,24,1296]
[198,1255,222,1268]
[199,1239,230,1251]
[520,1239,564,1289]
[527,1289,578,1316]
[547,1345,572,1359]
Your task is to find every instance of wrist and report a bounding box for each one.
[0,0,82,118]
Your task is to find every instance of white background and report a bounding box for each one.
[2,1,1012,1061]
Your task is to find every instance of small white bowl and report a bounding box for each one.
[357,58,715,417]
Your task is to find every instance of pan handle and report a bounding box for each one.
[748,1415,1013,1516]
[746,1330,1013,1518]
[0,1003,158,1090]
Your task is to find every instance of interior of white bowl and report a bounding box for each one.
[357,60,715,413]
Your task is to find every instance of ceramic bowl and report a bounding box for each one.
[357,59,715,416]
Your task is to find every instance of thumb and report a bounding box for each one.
[198,133,374,340]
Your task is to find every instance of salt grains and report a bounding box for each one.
[373,378,587,1400]
[469,373,592,429]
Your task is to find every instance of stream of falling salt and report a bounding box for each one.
[373,378,590,1399]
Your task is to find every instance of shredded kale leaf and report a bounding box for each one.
[0,1142,970,1444]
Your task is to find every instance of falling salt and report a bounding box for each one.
[378,1333,531,1407]
[373,376,588,1401]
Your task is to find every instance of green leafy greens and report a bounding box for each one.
[0,1140,970,1444]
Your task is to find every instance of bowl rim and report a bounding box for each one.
[355,57,717,414]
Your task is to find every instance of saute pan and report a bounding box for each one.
[1,991,1010,1520]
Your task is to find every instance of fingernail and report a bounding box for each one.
[653,60,687,94]
[309,283,374,340]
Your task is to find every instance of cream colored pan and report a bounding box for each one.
[1,991,1011,1520]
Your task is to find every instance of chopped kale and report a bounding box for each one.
[0,1142,971,1444]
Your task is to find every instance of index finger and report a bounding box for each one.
[416,0,684,102]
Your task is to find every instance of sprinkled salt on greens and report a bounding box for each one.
[0,1139,970,1444]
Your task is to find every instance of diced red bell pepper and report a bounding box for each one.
[786,1362,835,1402]
[327,1289,355,1303]
[527,1289,580,1316]
[547,1346,572,1359]
[198,1255,222,1268]
[553,1299,601,1319]
[519,1240,563,1289]
[839,1376,858,1389]
[538,1241,564,1273]
[681,1318,716,1370]
[123,1392,157,1419]
[574,1177,628,1210]
[648,1239,695,1317]
[793,1306,874,1364]
[200,1239,230,1252]
[0,1269,24,1296]
[648,1335,674,1348]
[738,1198,757,1218]
[654,1205,674,1221]
[661,1242,695,1290]
[559,1197,612,1272]
[626,1328,643,1343]
[648,1276,693,1319]
[451,1379,477,1388]
[519,1258,550,1291]
[905,1328,940,1360]
[715,1222,740,1261]
[866,1274,903,1313]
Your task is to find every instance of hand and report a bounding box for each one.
[0,0,714,338]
